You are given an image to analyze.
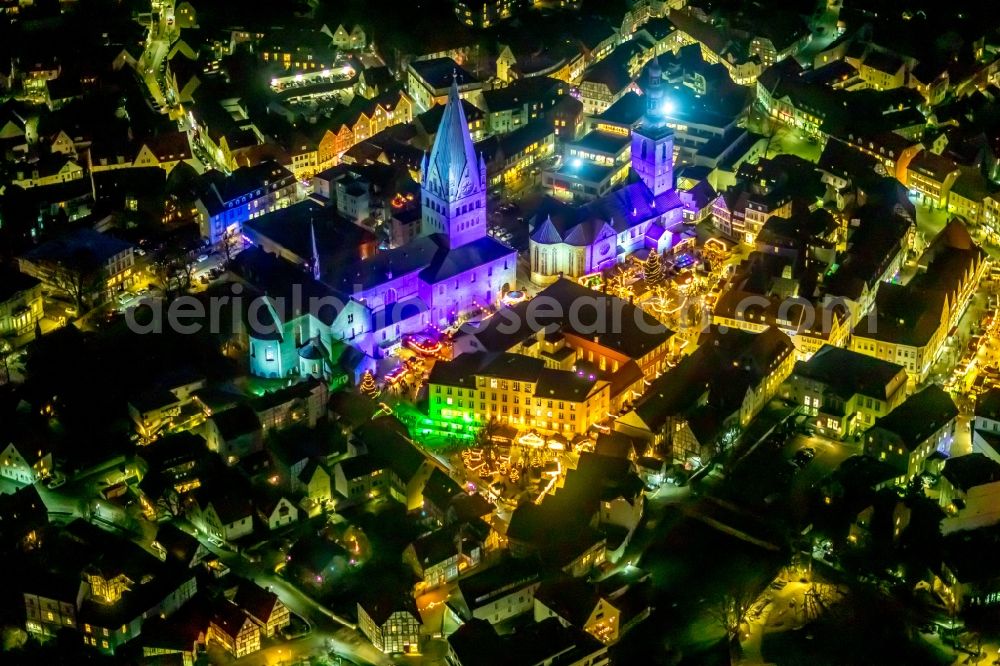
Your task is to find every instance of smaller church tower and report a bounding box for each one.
[631,58,675,197]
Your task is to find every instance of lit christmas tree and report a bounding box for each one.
[359,370,380,398]
[644,250,664,285]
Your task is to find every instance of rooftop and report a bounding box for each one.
[869,385,958,450]
[791,345,906,401]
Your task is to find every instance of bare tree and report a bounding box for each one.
[220,227,239,266]
[706,583,759,653]
[153,246,195,298]
[51,250,104,310]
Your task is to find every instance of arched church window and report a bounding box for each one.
[641,141,647,160]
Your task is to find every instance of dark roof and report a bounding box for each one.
[631,326,793,432]
[496,118,556,157]
[423,468,463,511]
[569,130,631,156]
[211,403,262,441]
[419,234,517,284]
[458,556,541,611]
[409,57,478,89]
[942,524,1000,583]
[211,600,251,640]
[138,432,209,472]
[200,488,253,525]
[463,278,673,359]
[416,98,485,133]
[354,417,427,482]
[243,200,377,268]
[481,76,564,112]
[409,522,468,568]
[250,378,323,412]
[358,589,419,626]
[0,484,47,543]
[853,282,946,347]
[941,453,1000,493]
[154,523,202,567]
[449,492,493,523]
[288,533,347,573]
[20,228,132,266]
[791,345,905,401]
[594,432,642,459]
[870,385,958,450]
[234,579,281,623]
[336,454,385,480]
[448,615,605,666]
[535,368,599,402]
[229,247,349,333]
[593,91,646,127]
[534,574,601,626]
[976,387,1000,422]
[0,267,41,302]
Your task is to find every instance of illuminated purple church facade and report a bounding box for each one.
[246,81,516,379]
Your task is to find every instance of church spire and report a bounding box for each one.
[423,76,481,201]
[419,70,488,248]
[310,218,321,281]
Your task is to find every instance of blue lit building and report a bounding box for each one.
[529,59,687,284]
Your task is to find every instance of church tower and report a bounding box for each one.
[421,78,487,249]
[631,58,675,197]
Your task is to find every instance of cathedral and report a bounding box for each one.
[528,60,686,284]
[244,80,517,379]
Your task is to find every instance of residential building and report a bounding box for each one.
[0,442,52,485]
[195,161,297,245]
[907,150,961,208]
[852,220,986,383]
[479,76,567,135]
[447,617,610,666]
[357,593,422,655]
[251,379,328,432]
[25,521,197,653]
[457,557,542,623]
[403,520,489,593]
[406,57,481,112]
[329,23,366,50]
[939,454,1000,534]
[864,385,958,483]
[201,403,263,465]
[256,494,298,530]
[973,388,1000,463]
[209,600,260,658]
[315,89,414,168]
[452,0,524,27]
[18,229,135,307]
[782,345,909,438]
[0,269,43,337]
[617,326,795,462]
[193,490,254,542]
[233,580,290,638]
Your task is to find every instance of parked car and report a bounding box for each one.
[44,473,66,489]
